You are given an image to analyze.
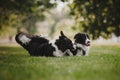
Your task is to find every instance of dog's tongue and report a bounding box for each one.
[86,43,90,46]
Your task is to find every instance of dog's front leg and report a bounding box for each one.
[67,49,73,56]
[63,49,73,56]
[63,49,68,56]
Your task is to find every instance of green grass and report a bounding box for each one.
[0,45,120,80]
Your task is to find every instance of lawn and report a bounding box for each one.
[0,45,120,80]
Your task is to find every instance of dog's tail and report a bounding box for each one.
[60,31,65,37]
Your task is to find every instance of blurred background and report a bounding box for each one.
[0,0,120,45]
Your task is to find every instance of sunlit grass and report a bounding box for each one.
[0,45,120,80]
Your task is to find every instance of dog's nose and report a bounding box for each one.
[87,41,90,43]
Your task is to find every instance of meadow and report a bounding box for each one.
[0,45,120,80]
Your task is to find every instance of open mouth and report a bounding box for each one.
[85,43,90,46]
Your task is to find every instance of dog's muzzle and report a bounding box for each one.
[85,41,90,46]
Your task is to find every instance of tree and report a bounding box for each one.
[68,0,120,39]
[0,0,54,36]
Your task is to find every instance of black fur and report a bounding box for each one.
[55,31,74,52]
[72,46,82,55]
[15,31,74,57]
[15,32,49,52]
[73,33,91,56]
[74,33,90,46]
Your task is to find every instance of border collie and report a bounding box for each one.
[72,33,91,56]
[15,31,74,57]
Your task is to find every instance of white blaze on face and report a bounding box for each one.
[85,34,91,45]
[19,35,31,45]
[85,38,90,44]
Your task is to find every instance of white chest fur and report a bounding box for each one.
[76,44,90,56]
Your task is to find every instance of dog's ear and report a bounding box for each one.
[74,33,82,39]
[74,34,78,39]
[60,31,65,37]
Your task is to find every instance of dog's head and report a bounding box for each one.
[15,32,49,51]
[74,33,91,46]
[55,31,74,52]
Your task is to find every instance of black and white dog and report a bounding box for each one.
[15,31,74,57]
[72,33,91,56]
